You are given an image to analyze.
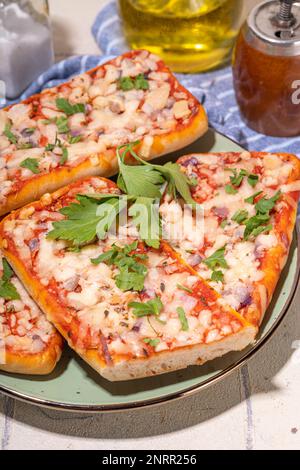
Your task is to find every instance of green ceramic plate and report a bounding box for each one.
[0,128,299,412]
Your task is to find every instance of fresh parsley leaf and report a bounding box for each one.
[134,74,149,90]
[56,98,85,116]
[117,142,196,204]
[60,147,68,165]
[247,173,259,188]
[243,213,271,240]
[115,271,146,292]
[129,197,161,249]
[255,191,281,215]
[129,296,163,317]
[20,158,40,174]
[220,220,228,229]
[119,77,135,91]
[251,224,272,238]
[244,191,263,204]
[0,280,20,301]
[24,127,36,135]
[232,209,249,224]
[55,116,69,134]
[229,168,247,187]
[47,195,126,246]
[68,134,82,144]
[18,142,34,150]
[204,246,228,270]
[225,184,238,195]
[211,270,224,282]
[177,283,193,294]
[176,307,189,331]
[160,162,195,205]
[2,259,13,281]
[92,242,148,292]
[4,123,17,145]
[143,338,160,347]
[45,143,56,152]
[0,260,20,301]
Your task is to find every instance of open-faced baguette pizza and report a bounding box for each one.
[160,151,300,327]
[0,177,256,381]
[0,255,63,375]
[0,50,207,217]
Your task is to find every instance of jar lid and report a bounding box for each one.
[246,0,300,56]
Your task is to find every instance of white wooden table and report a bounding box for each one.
[1,0,300,450]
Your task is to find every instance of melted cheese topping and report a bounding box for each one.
[3,177,246,362]
[0,50,199,205]
[161,152,297,314]
[0,256,57,355]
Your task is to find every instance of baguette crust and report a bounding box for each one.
[0,50,208,216]
[0,177,256,381]
[173,151,300,327]
[0,333,62,375]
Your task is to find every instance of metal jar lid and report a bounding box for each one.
[244,0,300,56]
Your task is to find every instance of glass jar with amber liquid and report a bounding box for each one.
[119,0,243,73]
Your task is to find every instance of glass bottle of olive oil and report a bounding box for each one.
[119,0,243,73]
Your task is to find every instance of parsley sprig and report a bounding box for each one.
[129,296,163,317]
[225,167,259,194]
[56,98,85,116]
[118,74,149,91]
[203,246,228,282]
[0,259,20,301]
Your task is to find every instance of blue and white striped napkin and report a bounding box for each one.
[2,0,300,156]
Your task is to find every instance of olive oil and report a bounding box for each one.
[119,0,242,73]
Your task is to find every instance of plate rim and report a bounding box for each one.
[0,132,299,413]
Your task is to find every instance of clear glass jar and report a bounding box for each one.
[0,0,54,99]
[119,0,243,73]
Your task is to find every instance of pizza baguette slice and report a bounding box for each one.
[0,177,255,381]
[160,151,300,327]
[0,49,207,217]
[0,255,63,375]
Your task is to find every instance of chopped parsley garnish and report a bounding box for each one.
[232,209,249,224]
[0,259,20,301]
[56,98,85,116]
[211,270,224,282]
[204,246,228,271]
[91,241,148,292]
[47,194,128,246]
[244,191,263,204]
[255,191,281,215]
[118,74,149,91]
[203,246,228,281]
[129,296,163,317]
[220,220,228,229]
[247,173,259,188]
[176,307,189,331]
[117,142,196,205]
[225,184,238,195]
[68,134,82,144]
[177,283,193,294]
[61,147,68,165]
[4,123,17,145]
[55,116,69,134]
[20,158,40,174]
[143,338,160,347]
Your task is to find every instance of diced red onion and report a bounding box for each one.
[187,253,202,266]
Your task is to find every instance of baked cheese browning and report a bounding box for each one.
[0,50,207,216]
[0,177,255,379]
[0,255,63,374]
[161,152,300,326]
